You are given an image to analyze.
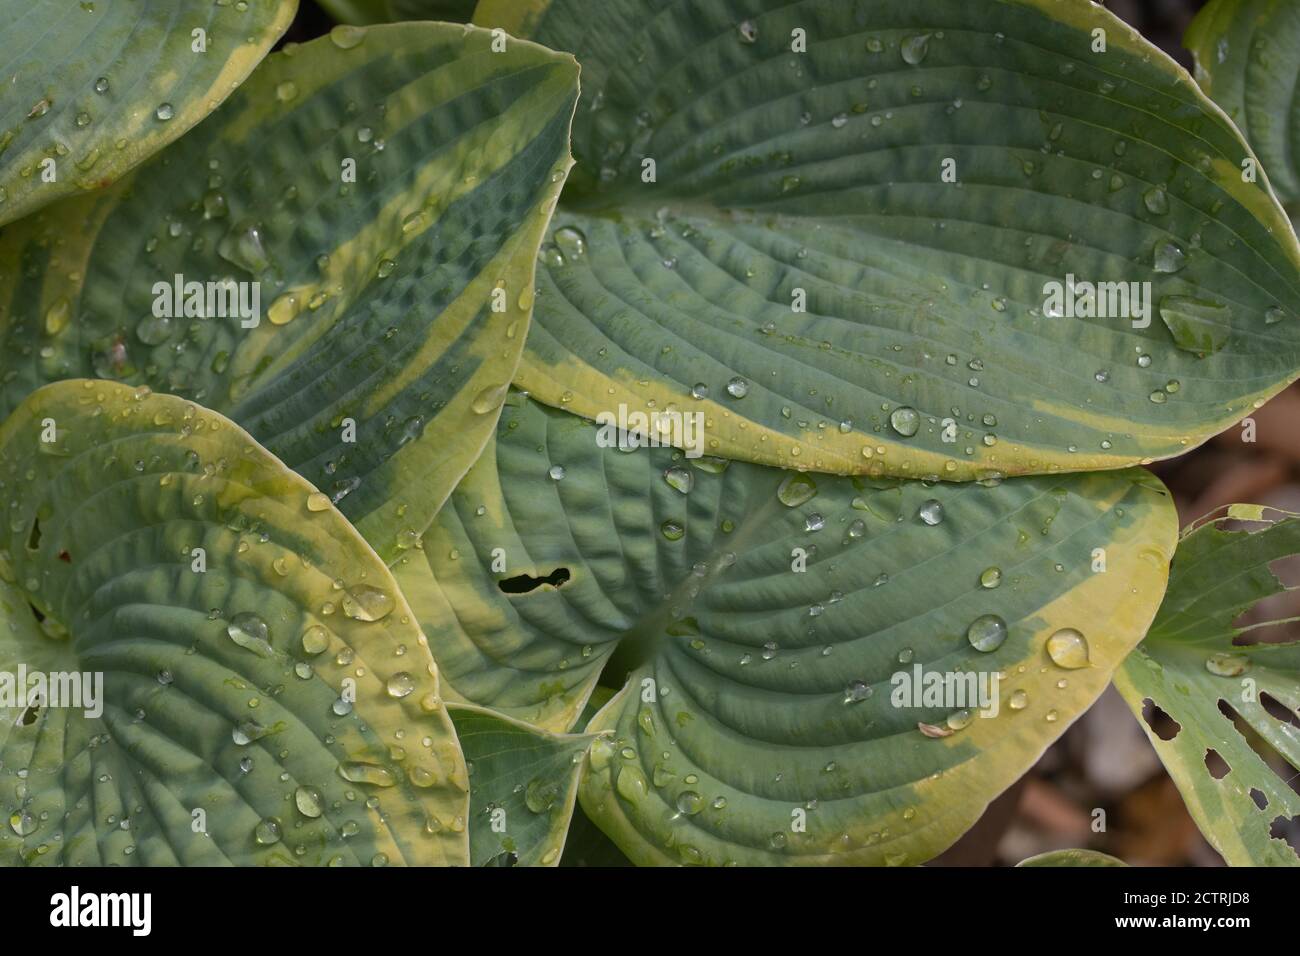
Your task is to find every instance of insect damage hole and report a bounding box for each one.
[26,515,40,551]
[1140,698,1181,740]
[1268,815,1300,860]
[1204,748,1231,779]
[498,567,570,594]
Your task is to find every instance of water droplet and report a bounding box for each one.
[1205,652,1250,677]
[889,406,920,437]
[553,226,586,258]
[737,19,757,44]
[548,464,566,481]
[676,791,704,815]
[9,810,36,836]
[1142,185,1169,215]
[979,566,1001,589]
[664,465,693,494]
[155,103,175,121]
[306,491,330,512]
[901,33,931,65]
[776,473,817,507]
[1153,241,1186,274]
[93,77,109,94]
[329,24,366,49]
[1159,295,1229,356]
[966,614,1008,652]
[726,376,749,398]
[386,672,415,698]
[844,680,872,703]
[342,584,395,622]
[917,499,944,526]
[226,612,272,657]
[338,761,396,788]
[294,787,323,818]
[660,520,684,541]
[1046,628,1090,669]
[1008,689,1029,710]
[471,383,508,414]
[217,220,271,275]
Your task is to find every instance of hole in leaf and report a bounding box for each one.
[1204,748,1231,779]
[486,850,519,867]
[1218,698,1300,798]
[18,704,40,726]
[28,602,45,624]
[1251,788,1269,810]
[57,549,71,563]
[1268,816,1300,859]
[1260,692,1300,730]
[1140,698,1180,740]
[498,568,570,594]
[26,516,40,551]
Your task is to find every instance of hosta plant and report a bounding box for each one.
[0,0,1298,868]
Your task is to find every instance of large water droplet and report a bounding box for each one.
[1158,295,1229,356]
[338,761,397,787]
[1205,652,1250,677]
[342,584,395,622]
[226,612,273,657]
[917,499,944,526]
[217,220,271,275]
[889,406,920,437]
[1045,627,1090,669]
[901,34,931,64]
[664,465,693,494]
[967,614,1008,652]
[1142,185,1169,215]
[386,672,415,698]
[776,473,817,506]
[553,226,586,258]
[294,786,323,818]
[1152,241,1186,274]
[253,817,282,845]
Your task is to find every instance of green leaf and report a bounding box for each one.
[0,0,296,227]
[1186,0,1300,221]
[0,22,578,566]
[0,380,467,866]
[1114,506,1300,866]
[397,394,1178,864]
[1015,848,1127,867]
[474,0,1300,479]
[451,702,593,865]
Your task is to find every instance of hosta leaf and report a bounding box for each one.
[0,381,467,866]
[0,0,296,227]
[451,702,592,865]
[0,22,578,565]
[1114,506,1300,866]
[397,395,1177,864]
[475,0,1300,479]
[1186,0,1300,221]
[1015,848,1126,867]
